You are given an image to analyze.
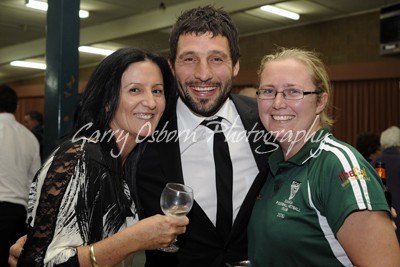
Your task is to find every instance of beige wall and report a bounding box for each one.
[235,11,400,87]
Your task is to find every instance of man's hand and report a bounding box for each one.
[8,235,26,267]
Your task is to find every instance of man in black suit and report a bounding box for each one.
[7,5,273,267]
[136,6,272,267]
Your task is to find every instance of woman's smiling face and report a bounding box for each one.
[257,58,327,148]
[110,60,166,143]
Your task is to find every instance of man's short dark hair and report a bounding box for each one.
[0,84,18,113]
[356,132,380,161]
[169,5,240,65]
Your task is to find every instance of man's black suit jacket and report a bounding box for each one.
[135,95,271,267]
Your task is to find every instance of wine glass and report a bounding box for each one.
[159,183,194,253]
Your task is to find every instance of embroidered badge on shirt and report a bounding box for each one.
[289,180,301,200]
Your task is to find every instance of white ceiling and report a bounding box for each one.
[0,0,399,83]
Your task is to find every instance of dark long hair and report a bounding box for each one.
[72,48,173,138]
[68,48,174,210]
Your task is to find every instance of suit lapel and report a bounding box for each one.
[156,110,185,184]
[156,102,219,236]
[156,95,271,243]
[231,95,270,171]
[229,95,270,241]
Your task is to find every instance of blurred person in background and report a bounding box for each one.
[355,132,382,163]
[371,125,400,242]
[23,111,44,161]
[0,85,41,267]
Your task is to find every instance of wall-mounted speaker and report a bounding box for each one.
[380,3,400,56]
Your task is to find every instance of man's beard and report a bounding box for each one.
[177,82,232,117]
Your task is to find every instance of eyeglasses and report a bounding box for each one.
[256,88,321,100]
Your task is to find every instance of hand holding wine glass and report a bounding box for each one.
[159,183,194,252]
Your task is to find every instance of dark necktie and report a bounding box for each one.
[202,117,233,241]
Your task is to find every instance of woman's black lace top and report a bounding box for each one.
[18,139,137,266]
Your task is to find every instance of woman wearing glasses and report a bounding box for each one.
[248,47,400,266]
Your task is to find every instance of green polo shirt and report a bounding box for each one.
[248,128,389,267]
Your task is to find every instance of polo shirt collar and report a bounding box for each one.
[269,128,332,174]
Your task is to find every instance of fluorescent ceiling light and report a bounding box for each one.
[79,46,115,56]
[25,0,89,19]
[25,0,47,11]
[79,10,89,19]
[260,5,300,20]
[9,46,115,70]
[10,61,46,70]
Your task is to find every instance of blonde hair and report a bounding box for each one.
[257,47,334,128]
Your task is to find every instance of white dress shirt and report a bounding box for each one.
[177,97,259,226]
[0,113,41,208]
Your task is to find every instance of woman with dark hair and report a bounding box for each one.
[17,48,188,266]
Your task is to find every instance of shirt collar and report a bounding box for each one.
[0,113,16,121]
[176,96,237,132]
[269,128,332,173]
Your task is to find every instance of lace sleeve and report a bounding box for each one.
[18,141,85,266]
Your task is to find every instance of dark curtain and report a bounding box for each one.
[331,78,400,146]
